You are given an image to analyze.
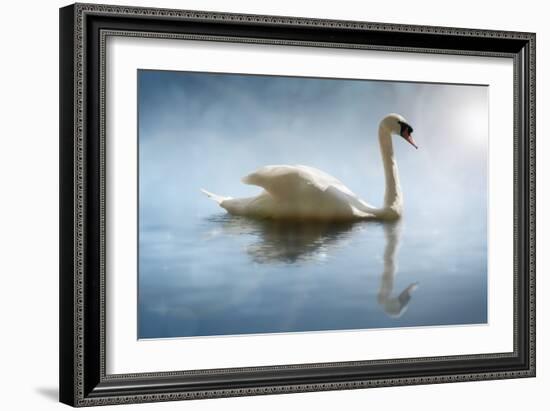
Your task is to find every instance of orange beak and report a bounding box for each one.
[402,128,418,149]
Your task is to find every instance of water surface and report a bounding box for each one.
[138,210,487,338]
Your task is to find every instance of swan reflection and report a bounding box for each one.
[204,215,418,318]
[377,221,419,318]
[206,214,360,264]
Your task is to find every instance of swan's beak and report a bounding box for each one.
[401,128,418,149]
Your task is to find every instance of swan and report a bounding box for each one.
[201,113,417,221]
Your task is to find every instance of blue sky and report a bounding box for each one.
[138,69,488,227]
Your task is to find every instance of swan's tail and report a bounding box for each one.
[200,189,229,205]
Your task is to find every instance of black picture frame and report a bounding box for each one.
[59,3,536,407]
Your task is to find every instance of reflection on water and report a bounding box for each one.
[138,212,487,339]
[208,215,360,264]
[377,222,418,317]
[207,216,417,317]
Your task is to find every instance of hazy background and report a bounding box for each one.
[138,70,488,221]
[138,70,488,338]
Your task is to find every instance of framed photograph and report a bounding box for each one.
[59,3,535,407]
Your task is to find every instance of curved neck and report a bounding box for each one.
[378,126,403,215]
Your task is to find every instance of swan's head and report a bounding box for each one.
[380,113,418,149]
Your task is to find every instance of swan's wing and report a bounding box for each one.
[242,165,343,197]
[293,165,359,198]
[242,165,376,212]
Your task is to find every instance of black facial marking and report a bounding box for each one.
[398,120,413,137]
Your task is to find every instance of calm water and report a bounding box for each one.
[138,210,487,339]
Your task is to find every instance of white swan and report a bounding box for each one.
[202,113,417,221]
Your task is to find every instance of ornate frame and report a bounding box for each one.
[59,2,536,407]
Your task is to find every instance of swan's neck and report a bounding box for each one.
[378,127,403,216]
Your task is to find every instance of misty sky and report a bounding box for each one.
[138,70,488,228]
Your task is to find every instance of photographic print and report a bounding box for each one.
[137,70,488,339]
[60,6,535,404]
